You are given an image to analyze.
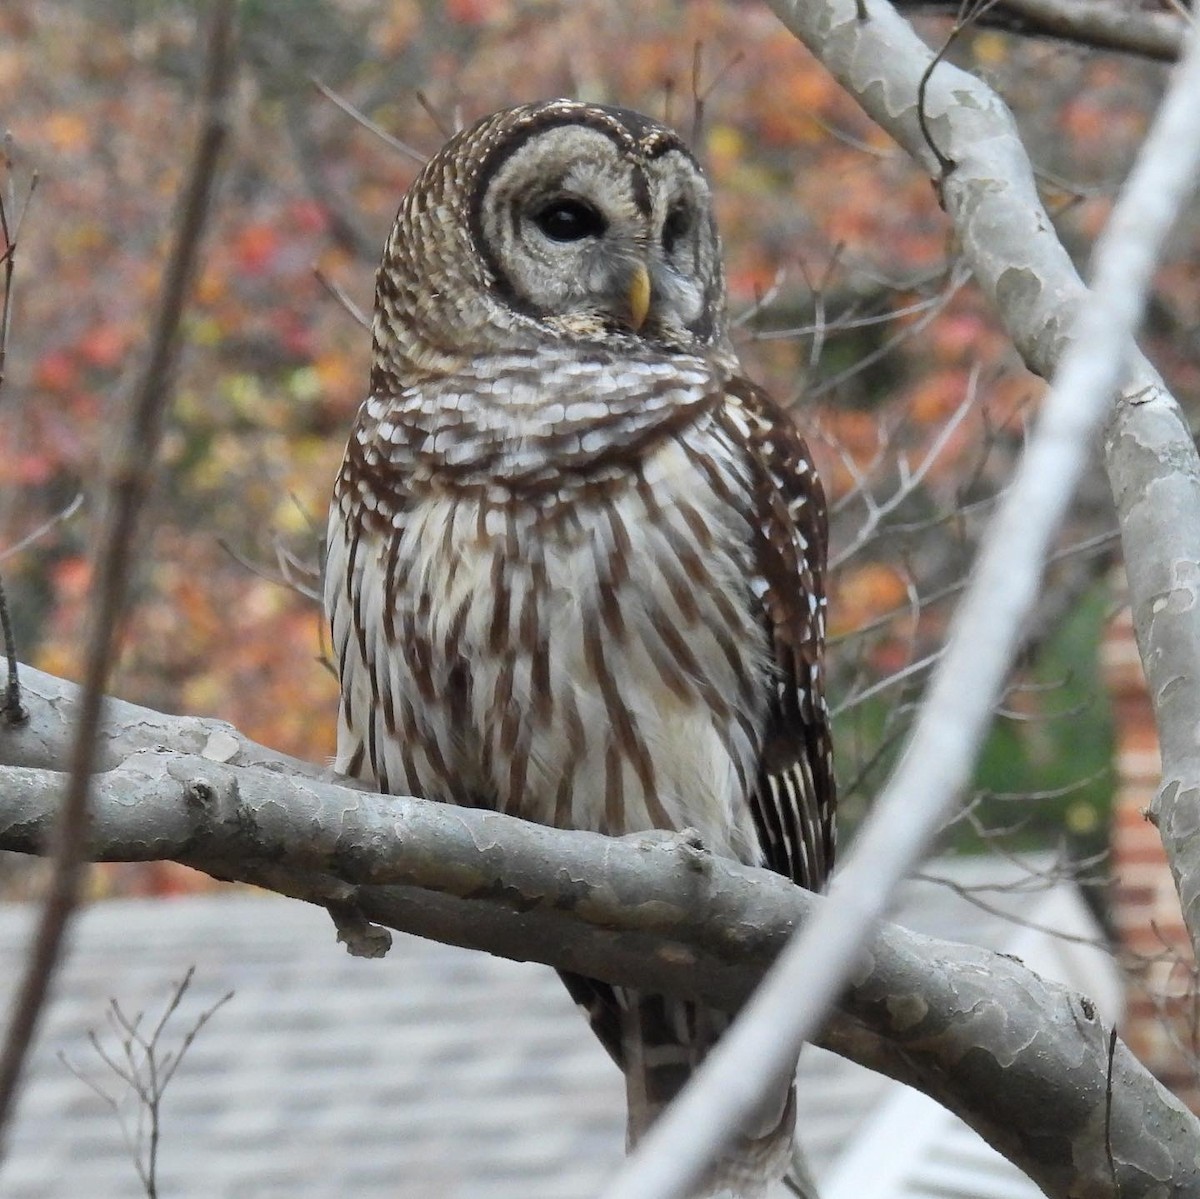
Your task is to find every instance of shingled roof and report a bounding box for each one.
[0,854,1119,1198]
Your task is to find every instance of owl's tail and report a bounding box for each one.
[619,992,797,1199]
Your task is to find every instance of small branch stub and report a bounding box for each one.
[327,899,394,959]
[184,779,216,808]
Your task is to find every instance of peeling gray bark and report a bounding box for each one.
[0,660,1198,1196]
[922,0,1188,62]
[832,923,1200,1196]
[1106,395,1200,956]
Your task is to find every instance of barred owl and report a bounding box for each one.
[325,99,835,1197]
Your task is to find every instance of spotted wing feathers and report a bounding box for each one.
[720,378,835,892]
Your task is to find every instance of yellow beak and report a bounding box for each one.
[627,262,651,332]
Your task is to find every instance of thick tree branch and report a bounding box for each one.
[769,0,1200,984]
[0,660,1197,1195]
[606,3,1200,1196]
[992,0,1188,61]
[896,0,1188,62]
[1108,401,1200,963]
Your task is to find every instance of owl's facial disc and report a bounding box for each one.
[473,122,721,345]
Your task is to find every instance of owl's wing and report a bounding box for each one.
[721,378,836,892]
[324,399,418,795]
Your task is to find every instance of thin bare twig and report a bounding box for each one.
[917,0,1006,178]
[313,264,370,329]
[216,535,322,604]
[829,522,1119,654]
[0,0,237,1143]
[0,494,84,566]
[414,89,455,140]
[830,366,980,569]
[282,99,378,261]
[60,969,233,1199]
[0,136,38,401]
[749,283,953,342]
[313,78,427,165]
[831,647,943,717]
[805,262,971,399]
[0,146,38,728]
[1105,1025,1119,1193]
[919,867,1113,951]
[689,42,745,149]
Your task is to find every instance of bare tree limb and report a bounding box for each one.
[1108,403,1200,965]
[896,0,1189,62]
[0,149,38,728]
[0,658,1196,1197]
[606,3,1200,1196]
[780,0,1200,986]
[0,0,236,1145]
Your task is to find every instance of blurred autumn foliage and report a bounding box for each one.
[1,0,1197,897]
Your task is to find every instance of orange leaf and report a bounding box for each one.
[232,222,282,276]
[314,350,360,403]
[831,563,910,635]
[77,322,128,369]
[288,199,329,235]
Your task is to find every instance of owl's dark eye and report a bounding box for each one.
[661,203,693,254]
[533,198,607,242]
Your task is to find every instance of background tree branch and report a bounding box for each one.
[895,0,1189,62]
[0,657,1197,1197]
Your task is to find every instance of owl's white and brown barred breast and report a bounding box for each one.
[327,345,831,881]
[324,98,834,1197]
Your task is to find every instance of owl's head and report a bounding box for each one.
[373,100,730,384]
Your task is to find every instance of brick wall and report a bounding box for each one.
[1102,604,1200,1109]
